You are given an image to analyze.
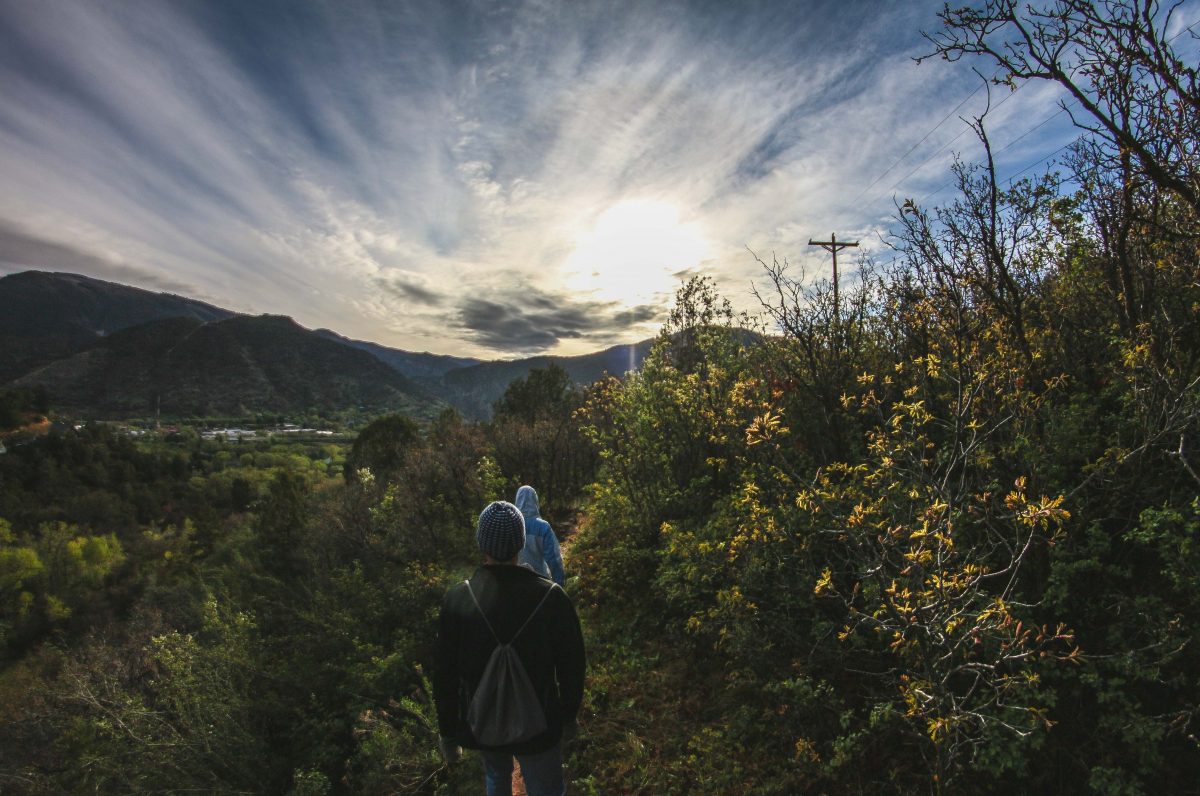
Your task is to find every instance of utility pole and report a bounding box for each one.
[808,233,858,321]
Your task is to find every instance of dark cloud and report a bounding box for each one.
[612,304,662,326]
[458,286,666,354]
[0,219,199,295]
[376,272,444,306]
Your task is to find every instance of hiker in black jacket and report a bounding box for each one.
[433,500,585,796]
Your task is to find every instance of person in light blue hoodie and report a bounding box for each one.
[514,485,565,587]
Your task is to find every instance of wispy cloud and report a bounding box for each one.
[0,0,1090,357]
[0,218,200,295]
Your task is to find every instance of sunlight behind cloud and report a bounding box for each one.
[0,0,1084,356]
[563,200,710,305]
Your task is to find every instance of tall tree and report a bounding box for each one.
[922,0,1200,214]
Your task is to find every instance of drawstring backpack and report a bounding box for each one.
[464,580,559,746]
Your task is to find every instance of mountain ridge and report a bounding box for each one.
[11,312,436,418]
[314,328,482,382]
[434,340,656,417]
[0,270,235,383]
[0,270,656,419]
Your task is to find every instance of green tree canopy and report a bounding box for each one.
[343,413,420,483]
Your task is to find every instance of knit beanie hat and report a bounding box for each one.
[476,501,526,561]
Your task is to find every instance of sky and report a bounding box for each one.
[0,0,1194,359]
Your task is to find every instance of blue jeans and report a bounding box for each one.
[481,743,565,796]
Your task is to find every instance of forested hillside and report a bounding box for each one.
[12,314,436,418]
[1,2,1198,794]
[0,271,233,384]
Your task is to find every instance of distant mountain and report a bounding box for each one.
[13,314,437,418]
[435,339,656,418]
[0,269,662,421]
[315,329,481,381]
[0,270,234,382]
[315,328,661,420]
[316,329,659,419]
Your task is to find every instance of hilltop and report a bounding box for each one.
[12,313,434,418]
[0,270,233,383]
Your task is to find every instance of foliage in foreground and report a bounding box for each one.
[0,366,598,793]
[568,15,1200,783]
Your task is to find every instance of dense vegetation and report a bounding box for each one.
[0,387,48,431]
[10,314,435,420]
[566,3,1200,792]
[1,2,1197,793]
[0,369,595,793]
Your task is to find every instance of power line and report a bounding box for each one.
[915,104,1074,204]
[888,126,974,203]
[1001,135,1080,185]
[914,132,1080,207]
[1167,20,1198,43]
[993,107,1068,158]
[876,80,1027,207]
[847,80,989,205]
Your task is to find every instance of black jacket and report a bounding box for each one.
[433,563,586,754]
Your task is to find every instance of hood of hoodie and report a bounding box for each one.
[514,485,541,519]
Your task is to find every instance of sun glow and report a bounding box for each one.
[563,200,710,305]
